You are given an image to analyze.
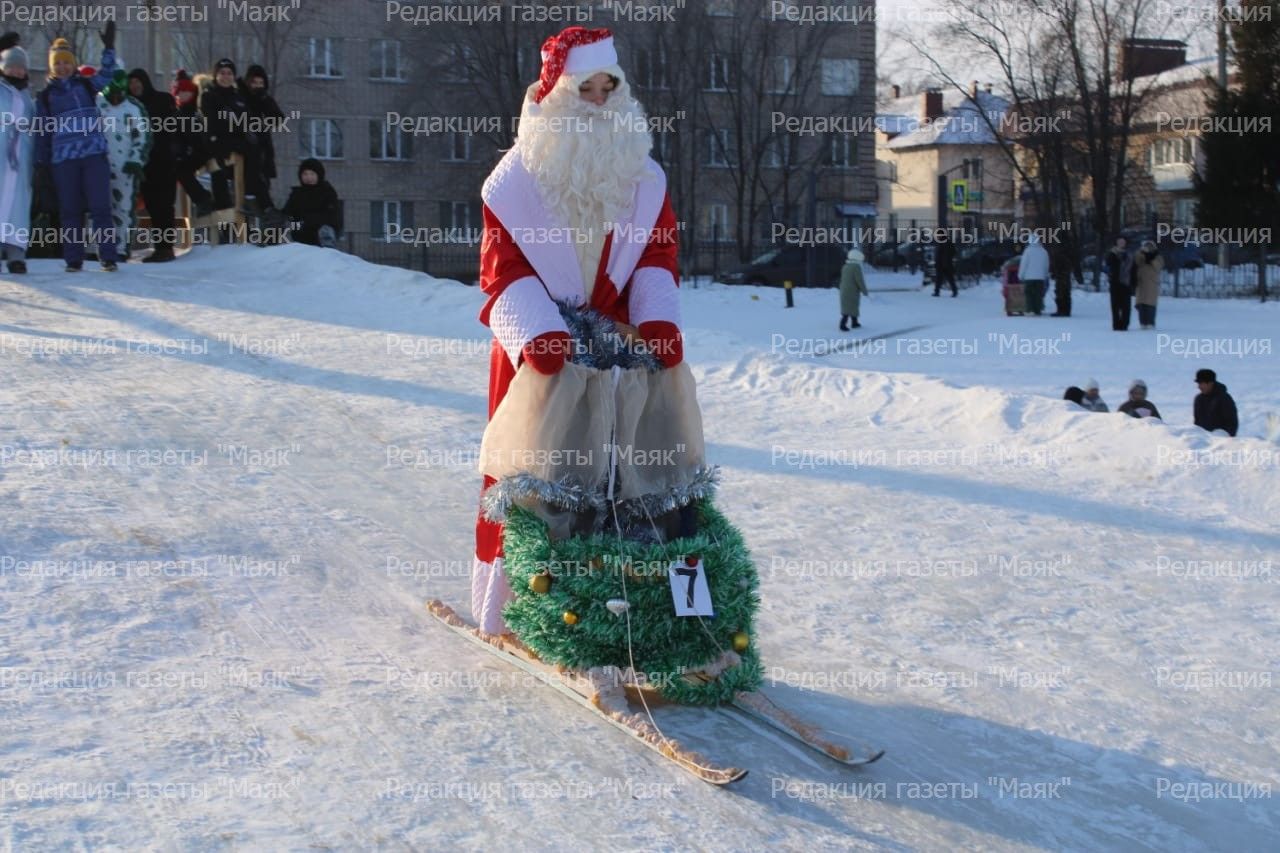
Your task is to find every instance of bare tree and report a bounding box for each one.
[912,0,1181,288]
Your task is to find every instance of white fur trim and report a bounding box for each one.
[628,265,681,327]
[489,274,569,366]
[563,37,616,75]
[603,160,667,297]
[471,556,513,635]
[483,150,586,304]
[483,151,669,306]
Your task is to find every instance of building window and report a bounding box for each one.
[439,201,476,232]
[307,38,343,78]
[1174,197,1196,227]
[301,119,343,159]
[369,121,412,161]
[652,130,671,164]
[444,132,470,162]
[763,133,791,168]
[633,46,669,90]
[705,128,736,167]
[707,54,731,92]
[444,45,475,83]
[820,58,859,96]
[370,39,404,81]
[699,203,732,242]
[768,56,794,94]
[1150,137,1194,167]
[371,200,413,242]
[827,135,856,168]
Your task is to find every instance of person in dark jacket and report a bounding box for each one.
[35,25,120,271]
[282,158,340,248]
[932,231,957,297]
[239,64,283,211]
[1104,236,1134,331]
[199,58,254,211]
[170,70,214,218]
[1193,368,1239,436]
[127,68,178,261]
[1117,379,1161,419]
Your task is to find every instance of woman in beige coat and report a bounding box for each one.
[1133,240,1163,329]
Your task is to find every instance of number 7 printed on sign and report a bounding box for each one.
[668,556,715,617]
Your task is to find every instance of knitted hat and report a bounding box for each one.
[1195,368,1216,384]
[1129,379,1147,393]
[534,26,616,103]
[171,68,198,100]
[214,57,236,75]
[102,68,128,99]
[48,38,75,69]
[847,248,864,263]
[1084,378,1099,391]
[0,45,27,71]
[298,157,325,183]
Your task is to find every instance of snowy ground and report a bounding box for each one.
[1,245,1277,850]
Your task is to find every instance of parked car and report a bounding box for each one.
[718,244,847,287]
[871,240,924,271]
[955,238,1020,276]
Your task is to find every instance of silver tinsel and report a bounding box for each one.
[480,465,721,525]
[556,300,663,373]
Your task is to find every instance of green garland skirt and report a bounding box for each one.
[501,499,763,705]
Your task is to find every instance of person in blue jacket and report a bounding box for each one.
[34,23,120,271]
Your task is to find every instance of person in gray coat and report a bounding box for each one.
[1080,378,1109,412]
[838,247,869,330]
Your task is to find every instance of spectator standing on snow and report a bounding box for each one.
[1193,369,1238,436]
[96,70,150,261]
[0,45,35,273]
[838,247,868,330]
[932,231,957,297]
[170,70,215,218]
[1117,379,1161,419]
[282,157,341,248]
[34,25,121,272]
[128,68,178,262]
[239,64,283,214]
[199,58,254,212]
[1080,378,1109,412]
[1104,235,1134,331]
[1017,233,1050,316]
[1134,240,1163,329]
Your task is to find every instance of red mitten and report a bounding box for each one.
[639,320,683,368]
[520,331,572,374]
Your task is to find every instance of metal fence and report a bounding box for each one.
[1073,263,1277,301]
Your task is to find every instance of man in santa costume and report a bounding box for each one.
[472,26,683,635]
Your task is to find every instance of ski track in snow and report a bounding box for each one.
[1,246,1277,850]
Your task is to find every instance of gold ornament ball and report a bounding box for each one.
[562,611,579,626]
[529,573,552,594]
[731,631,750,652]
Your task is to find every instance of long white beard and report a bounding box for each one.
[516,73,653,236]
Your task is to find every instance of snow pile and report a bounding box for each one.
[0,247,1275,848]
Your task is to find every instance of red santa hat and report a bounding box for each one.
[534,26,617,103]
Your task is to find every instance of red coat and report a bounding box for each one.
[474,149,681,565]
